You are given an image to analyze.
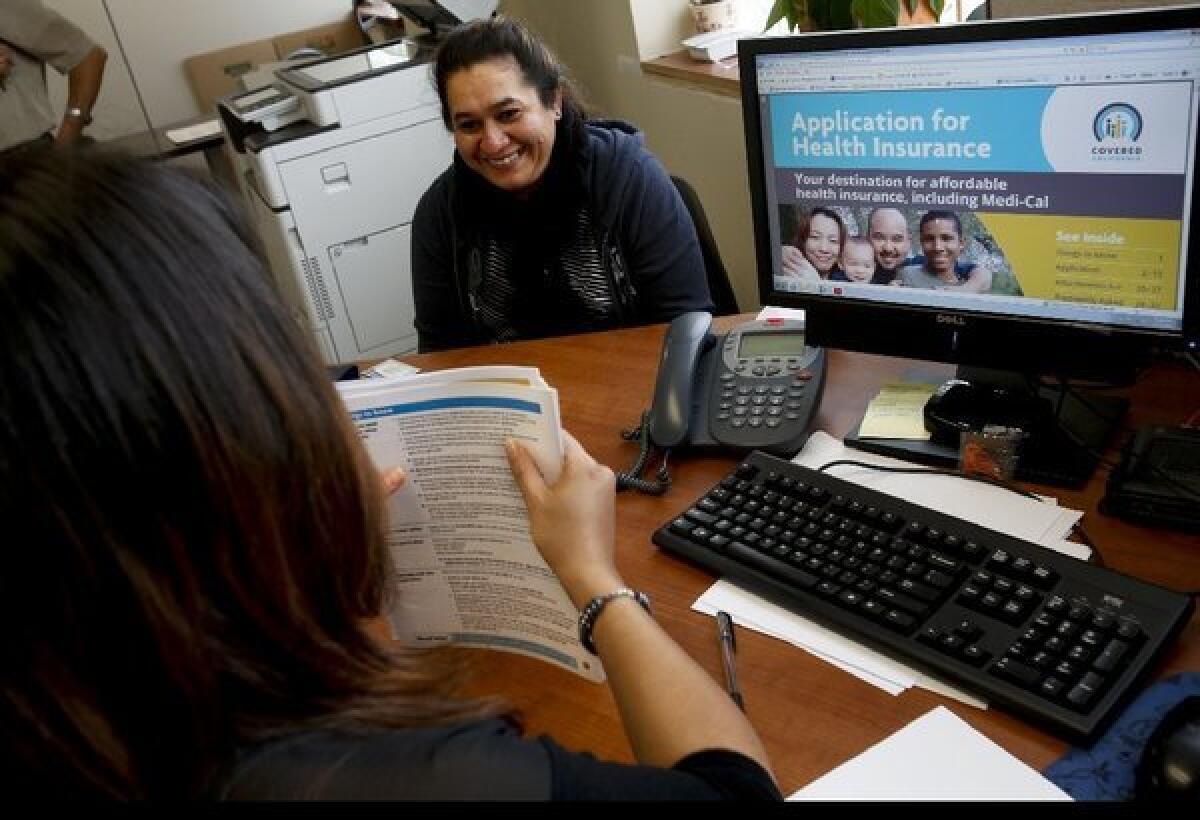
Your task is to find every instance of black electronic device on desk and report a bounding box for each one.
[652,451,1195,743]
[1101,425,1200,531]
[648,311,826,456]
[845,375,1129,488]
[617,311,826,494]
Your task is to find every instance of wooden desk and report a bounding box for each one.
[401,316,1200,794]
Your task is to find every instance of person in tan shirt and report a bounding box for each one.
[0,0,106,153]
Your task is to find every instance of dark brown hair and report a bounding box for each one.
[795,206,847,273]
[432,16,589,132]
[0,152,494,798]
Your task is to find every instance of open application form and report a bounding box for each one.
[338,367,605,682]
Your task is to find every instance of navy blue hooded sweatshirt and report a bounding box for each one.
[411,115,714,352]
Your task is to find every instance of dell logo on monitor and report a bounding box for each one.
[936,314,967,327]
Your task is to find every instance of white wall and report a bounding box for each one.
[41,0,352,135]
[104,0,351,127]
[500,0,765,311]
[627,0,778,59]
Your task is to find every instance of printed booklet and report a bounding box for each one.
[337,366,605,682]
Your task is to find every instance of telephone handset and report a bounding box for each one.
[646,311,826,457]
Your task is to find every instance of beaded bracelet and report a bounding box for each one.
[577,587,652,654]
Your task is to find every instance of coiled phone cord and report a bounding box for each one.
[615,410,672,495]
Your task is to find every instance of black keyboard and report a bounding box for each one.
[653,451,1195,743]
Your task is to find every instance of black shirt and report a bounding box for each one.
[216,718,780,800]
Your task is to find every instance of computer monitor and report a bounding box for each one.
[741,6,1200,485]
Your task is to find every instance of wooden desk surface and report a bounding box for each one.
[401,316,1200,794]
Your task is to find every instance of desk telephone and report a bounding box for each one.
[646,311,826,457]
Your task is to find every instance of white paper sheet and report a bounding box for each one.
[165,119,222,144]
[790,706,1072,800]
[361,358,420,379]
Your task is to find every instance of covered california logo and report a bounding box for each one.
[1091,102,1143,158]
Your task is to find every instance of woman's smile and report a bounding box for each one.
[447,56,561,197]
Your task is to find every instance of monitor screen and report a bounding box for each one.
[742,7,1200,374]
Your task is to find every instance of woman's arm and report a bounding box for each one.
[506,434,776,778]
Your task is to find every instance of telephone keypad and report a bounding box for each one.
[704,318,826,456]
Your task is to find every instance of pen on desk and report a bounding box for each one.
[715,610,745,711]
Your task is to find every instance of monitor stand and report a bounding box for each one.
[845,367,1129,488]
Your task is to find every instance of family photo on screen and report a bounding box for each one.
[775,204,1024,297]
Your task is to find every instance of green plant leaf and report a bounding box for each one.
[904,0,918,16]
[929,0,945,18]
[804,0,825,30]
[765,0,788,30]
[853,0,900,28]
[764,0,809,32]
[829,0,856,30]
[788,0,811,30]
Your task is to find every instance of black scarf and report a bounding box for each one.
[453,107,592,336]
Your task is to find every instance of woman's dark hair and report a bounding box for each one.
[432,16,589,130]
[795,206,847,252]
[0,152,495,798]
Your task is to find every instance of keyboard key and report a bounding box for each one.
[669,517,695,535]
[962,644,991,666]
[882,609,916,632]
[898,578,941,602]
[1093,639,1130,673]
[876,587,929,617]
[1116,619,1143,642]
[954,620,983,641]
[1066,673,1106,710]
[992,657,1042,688]
[727,541,819,590]
[1040,677,1067,699]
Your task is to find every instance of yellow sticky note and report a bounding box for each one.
[858,382,939,440]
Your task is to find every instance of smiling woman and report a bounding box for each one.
[444,55,562,198]
[409,16,715,353]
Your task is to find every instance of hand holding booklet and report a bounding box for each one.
[336,366,605,682]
